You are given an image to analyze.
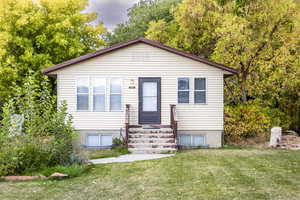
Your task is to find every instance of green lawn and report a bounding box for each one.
[1,149,300,200]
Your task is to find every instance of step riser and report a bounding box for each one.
[128,144,177,148]
[130,131,173,134]
[128,149,176,154]
[129,134,174,139]
[129,139,176,143]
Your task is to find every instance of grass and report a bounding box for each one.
[1,149,300,200]
[88,146,129,159]
[36,164,91,178]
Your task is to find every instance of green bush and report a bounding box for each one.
[112,137,125,146]
[112,137,129,154]
[0,74,84,176]
[0,137,51,175]
[224,102,272,139]
[224,100,293,144]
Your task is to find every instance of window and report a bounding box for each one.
[87,135,100,147]
[179,135,191,146]
[143,82,157,111]
[92,78,106,111]
[110,78,122,111]
[77,78,89,110]
[178,134,205,147]
[193,135,205,146]
[194,78,206,104]
[86,134,112,148]
[178,78,189,103]
[76,77,123,111]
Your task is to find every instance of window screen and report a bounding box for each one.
[178,78,189,103]
[110,78,122,111]
[92,78,106,111]
[192,135,205,146]
[194,78,206,104]
[101,135,113,146]
[87,135,100,147]
[179,134,205,147]
[77,78,89,110]
[86,134,112,147]
[179,135,191,146]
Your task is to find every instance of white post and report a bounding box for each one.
[269,127,282,147]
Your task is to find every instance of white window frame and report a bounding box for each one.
[92,77,106,112]
[76,76,123,112]
[177,77,190,104]
[109,78,123,111]
[178,134,206,147]
[76,76,90,111]
[86,134,113,148]
[194,77,207,104]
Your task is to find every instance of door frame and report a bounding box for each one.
[138,77,161,124]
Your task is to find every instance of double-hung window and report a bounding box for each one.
[177,77,207,104]
[92,78,106,111]
[77,77,89,110]
[77,77,122,111]
[194,78,206,104]
[178,78,190,103]
[110,78,122,111]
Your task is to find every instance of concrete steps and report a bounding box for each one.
[129,138,176,143]
[128,143,177,148]
[128,127,177,154]
[128,148,177,154]
[129,133,174,139]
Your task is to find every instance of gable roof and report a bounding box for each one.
[42,37,238,74]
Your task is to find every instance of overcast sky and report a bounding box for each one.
[85,0,139,31]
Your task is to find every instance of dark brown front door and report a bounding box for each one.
[138,77,161,124]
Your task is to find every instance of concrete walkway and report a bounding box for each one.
[90,154,174,164]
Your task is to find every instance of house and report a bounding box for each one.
[43,37,238,153]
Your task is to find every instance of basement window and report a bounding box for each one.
[178,134,206,147]
[86,134,112,148]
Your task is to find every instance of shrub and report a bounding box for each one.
[0,136,51,175]
[224,102,272,140]
[112,137,125,147]
[0,74,84,176]
[112,137,129,154]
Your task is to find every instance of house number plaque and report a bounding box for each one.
[129,79,136,89]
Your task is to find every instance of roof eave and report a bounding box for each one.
[42,37,239,75]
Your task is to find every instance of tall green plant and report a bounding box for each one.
[0,74,80,175]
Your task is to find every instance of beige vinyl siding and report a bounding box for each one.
[54,43,226,130]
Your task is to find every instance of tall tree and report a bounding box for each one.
[146,0,300,131]
[0,0,106,102]
[146,0,223,58]
[105,0,180,46]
